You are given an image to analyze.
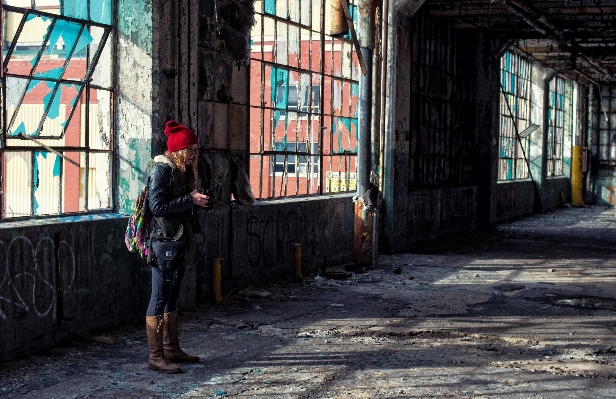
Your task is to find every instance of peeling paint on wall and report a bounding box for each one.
[117,0,152,55]
[116,0,153,214]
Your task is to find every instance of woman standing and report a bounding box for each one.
[145,120,210,373]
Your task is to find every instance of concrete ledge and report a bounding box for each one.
[194,194,355,301]
[496,180,534,222]
[384,186,478,253]
[590,177,616,206]
[0,213,127,230]
[544,176,571,209]
[1,195,356,361]
[0,215,150,361]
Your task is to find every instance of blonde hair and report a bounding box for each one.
[164,148,198,192]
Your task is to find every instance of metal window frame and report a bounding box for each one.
[0,2,114,220]
[250,0,359,199]
[547,75,566,177]
[499,51,532,181]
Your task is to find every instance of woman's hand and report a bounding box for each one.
[190,189,210,207]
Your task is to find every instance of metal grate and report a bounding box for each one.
[1,1,113,219]
[499,51,531,181]
[249,0,359,199]
[408,10,472,187]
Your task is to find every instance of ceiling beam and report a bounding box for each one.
[431,5,616,17]
[499,0,612,81]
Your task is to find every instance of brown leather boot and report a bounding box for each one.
[146,315,182,373]
[163,310,200,363]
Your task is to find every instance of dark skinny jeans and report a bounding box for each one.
[146,262,186,316]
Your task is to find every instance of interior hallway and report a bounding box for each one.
[2,205,616,398]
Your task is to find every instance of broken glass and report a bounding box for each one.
[4,6,110,139]
[3,151,32,217]
[33,150,61,215]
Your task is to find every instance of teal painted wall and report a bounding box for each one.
[116,0,153,215]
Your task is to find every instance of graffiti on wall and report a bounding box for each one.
[245,209,316,270]
[0,236,75,320]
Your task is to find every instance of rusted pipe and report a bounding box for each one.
[293,244,303,282]
[357,0,374,196]
[331,0,349,37]
[213,258,223,305]
[379,0,389,193]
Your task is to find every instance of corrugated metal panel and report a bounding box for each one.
[33,151,61,215]
[88,152,111,209]
[4,152,32,218]
[6,104,66,146]
[5,8,59,44]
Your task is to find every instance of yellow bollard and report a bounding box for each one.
[213,258,223,305]
[293,244,303,282]
[572,145,583,207]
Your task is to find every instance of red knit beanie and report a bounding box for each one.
[164,120,197,152]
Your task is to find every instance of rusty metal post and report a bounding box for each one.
[330,0,349,37]
[357,0,374,197]
[213,258,223,305]
[354,0,375,268]
[293,243,303,282]
[354,200,373,266]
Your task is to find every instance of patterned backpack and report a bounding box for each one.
[125,181,153,258]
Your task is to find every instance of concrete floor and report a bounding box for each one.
[2,206,616,398]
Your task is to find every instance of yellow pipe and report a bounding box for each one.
[213,258,223,305]
[572,145,583,207]
[293,244,303,282]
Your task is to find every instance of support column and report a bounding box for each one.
[357,0,374,196]
[354,0,375,267]
[572,146,584,206]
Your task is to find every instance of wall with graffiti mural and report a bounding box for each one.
[0,216,150,361]
[1,197,355,360]
[192,195,354,303]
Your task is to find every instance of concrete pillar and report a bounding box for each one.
[154,0,200,154]
[531,67,554,212]
[354,0,375,267]
[381,0,398,254]
[357,0,374,196]
[472,33,500,228]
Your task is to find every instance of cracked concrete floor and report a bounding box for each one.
[2,206,616,398]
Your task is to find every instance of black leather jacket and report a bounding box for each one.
[148,163,193,219]
[146,157,198,264]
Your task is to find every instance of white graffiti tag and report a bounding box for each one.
[0,236,75,320]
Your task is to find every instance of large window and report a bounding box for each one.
[594,87,616,166]
[249,0,359,199]
[499,51,531,181]
[1,0,113,219]
[547,76,566,177]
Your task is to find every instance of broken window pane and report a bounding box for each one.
[2,0,114,219]
[250,0,358,198]
[33,151,62,216]
[90,0,113,25]
[90,26,112,88]
[498,51,531,181]
[4,11,47,75]
[3,151,32,218]
[85,88,113,151]
[62,151,84,213]
[88,152,111,209]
